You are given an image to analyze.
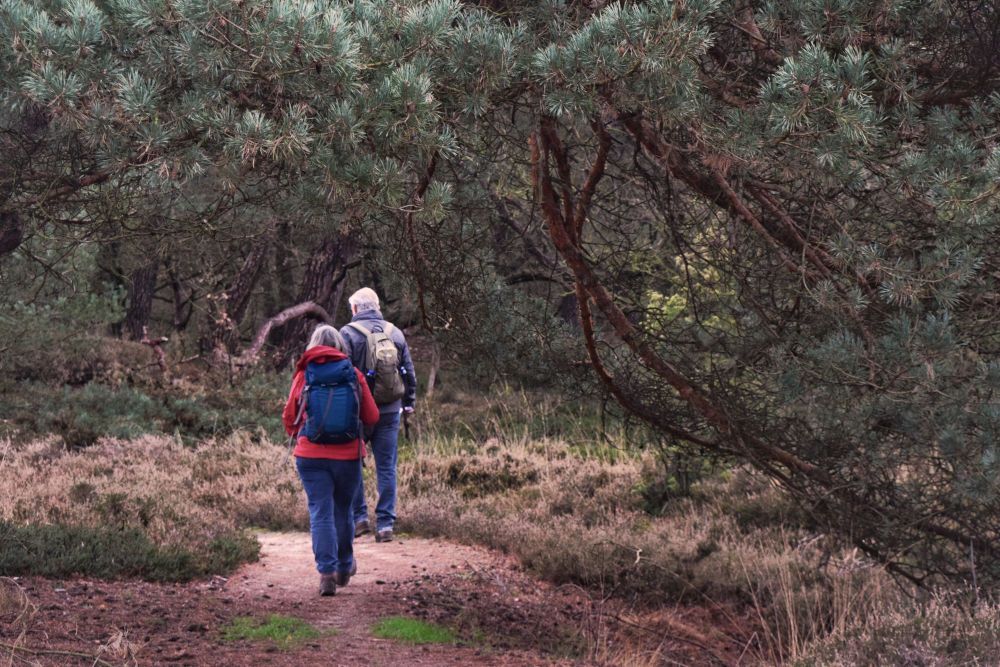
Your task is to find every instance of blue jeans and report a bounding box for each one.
[296,457,361,575]
[352,410,401,531]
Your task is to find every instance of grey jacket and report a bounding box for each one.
[340,309,417,414]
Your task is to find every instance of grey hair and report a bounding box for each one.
[348,287,380,312]
[307,324,346,351]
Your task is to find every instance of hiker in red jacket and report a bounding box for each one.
[283,325,379,596]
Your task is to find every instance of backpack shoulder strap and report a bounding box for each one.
[346,321,376,369]
[346,321,372,337]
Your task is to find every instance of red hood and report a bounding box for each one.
[295,345,348,372]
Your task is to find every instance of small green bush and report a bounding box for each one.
[0,521,258,581]
[372,617,456,644]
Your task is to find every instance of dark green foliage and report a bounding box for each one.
[2,376,286,446]
[0,521,258,581]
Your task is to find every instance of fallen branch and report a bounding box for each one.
[220,301,332,366]
[0,642,114,666]
[139,326,169,374]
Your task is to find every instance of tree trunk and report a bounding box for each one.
[97,239,125,338]
[208,234,272,353]
[267,221,297,347]
[425,340,441,399]
[167,260,194,332]
[230,301,333,366]
[276,230,356,360]
[124,259,159,341]
[0,212,23,258]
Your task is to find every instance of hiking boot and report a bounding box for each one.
[319,573,337,597]
[354,520,371,537]
[375,528,393,543]
[334,560,358,587]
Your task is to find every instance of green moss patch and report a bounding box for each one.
[372,616,456,644]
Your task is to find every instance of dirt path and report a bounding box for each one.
[231,531,566,665]
[1,533,583,666]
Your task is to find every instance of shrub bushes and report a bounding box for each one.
[0,522,258,581]
[2,375,286,447]
[395,437,904,662]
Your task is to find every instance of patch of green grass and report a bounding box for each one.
[372,616,456,644]
[222,614,324,648]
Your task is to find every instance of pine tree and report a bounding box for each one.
[4,0,1000,585]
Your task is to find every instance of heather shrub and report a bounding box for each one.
[5,336,155,387]
[395,434,907,663]
[1,374,287,446]
[0,522,256,581]
[796,595,1000,666]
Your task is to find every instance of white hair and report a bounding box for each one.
[348,287,380,312]
[306,324,345,351]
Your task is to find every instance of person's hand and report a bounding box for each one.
[403,406,415,414]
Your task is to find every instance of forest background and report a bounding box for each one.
[3,0,1000,664]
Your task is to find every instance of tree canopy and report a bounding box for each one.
[3,0,1000,585]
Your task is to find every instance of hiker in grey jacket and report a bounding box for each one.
[340,287,417,543]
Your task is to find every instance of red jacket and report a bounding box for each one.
[283,346,380,460]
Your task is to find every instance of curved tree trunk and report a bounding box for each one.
[276,229,356,361]
[233,301,332,366]
[167,259,195,332]
[206,233,272,354]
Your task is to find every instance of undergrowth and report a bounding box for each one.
[2,379,996,664]
[0,522,256,581]
[0,433,298,581]
[1,376,286,448]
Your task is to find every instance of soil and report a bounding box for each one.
[1,533,751,666]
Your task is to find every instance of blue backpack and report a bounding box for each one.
[299,358,361,445]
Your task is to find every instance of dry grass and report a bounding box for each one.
[794,594,1000,666]
[396,433,909,664]
[0,433,302,578]
[0,433,305,539]
[1,395,994,663]
[0,576,35,665]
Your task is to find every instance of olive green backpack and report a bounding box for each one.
[346,322,406,404]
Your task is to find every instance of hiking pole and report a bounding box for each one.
[281,432,296,467]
